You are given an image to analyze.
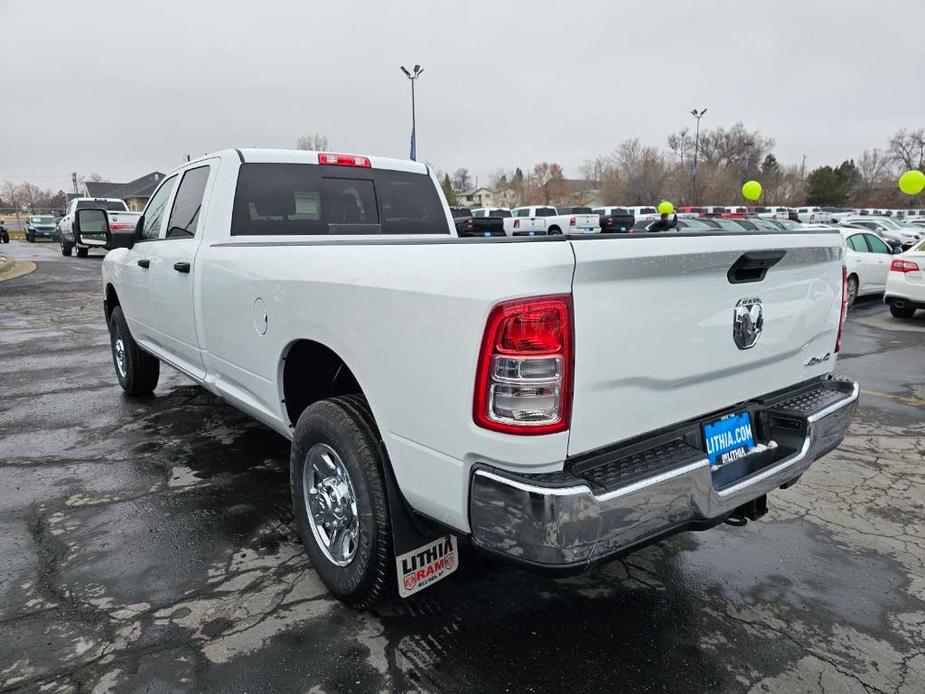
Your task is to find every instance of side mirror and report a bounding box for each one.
[73,209,110,248]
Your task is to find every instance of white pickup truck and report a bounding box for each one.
[87,148,858,607]
[506,205,600,236]
[58,197,141,257]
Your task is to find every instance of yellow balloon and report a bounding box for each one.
[742,180,762,201]
[899,170,925,196]
[657,201,674,215]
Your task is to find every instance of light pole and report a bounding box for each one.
[400,65,423,160]
[690,108,707,203]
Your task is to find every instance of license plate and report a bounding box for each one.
[703,411,755,465]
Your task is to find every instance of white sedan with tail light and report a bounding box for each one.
[884,240,925,318]
[92,147,858,607]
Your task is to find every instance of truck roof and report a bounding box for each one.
[178,149,429,176]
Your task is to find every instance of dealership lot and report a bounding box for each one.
[1,240,924,693]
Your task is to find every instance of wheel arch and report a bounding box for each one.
[280,338,366,430]
[104,283,120,323]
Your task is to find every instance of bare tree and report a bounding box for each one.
[451,168,471,193]
[666,127,695,165]
[887,128,925,171]
[16,182,43,211]
[856,148,891,194]
[296,133,330,151]
[1,181,19,209]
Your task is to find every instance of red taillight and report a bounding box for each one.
[603,217,612,226]
[569,216,576,227]
[465,218,474,230]
[835,265,847,353]
[109,223,134,231]
[891,259,920,272]
[318,152,372,168]
[474,295,573,435]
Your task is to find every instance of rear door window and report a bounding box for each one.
[865,234,891,254]
[166,166,210,238]
[846,235,867,252]
[231,163,450,235]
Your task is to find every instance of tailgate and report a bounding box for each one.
[567,232,844,455]
[574,214,598,228]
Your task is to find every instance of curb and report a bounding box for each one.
[0,254,38,282]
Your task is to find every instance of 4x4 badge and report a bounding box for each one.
[733,298,763,350]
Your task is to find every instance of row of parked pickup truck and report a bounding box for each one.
[451,204,925,238]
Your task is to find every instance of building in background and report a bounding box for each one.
[457,187,495,208]
[80,172,165,211]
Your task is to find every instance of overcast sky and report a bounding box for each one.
[1,0,923,192]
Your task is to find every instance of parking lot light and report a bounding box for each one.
[400,64,423,160]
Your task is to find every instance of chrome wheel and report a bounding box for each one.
[302,443,359,566]
[114,335,127,378]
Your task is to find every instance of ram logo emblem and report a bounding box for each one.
[733,298,763,350]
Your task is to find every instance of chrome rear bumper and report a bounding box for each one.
[469,377,859,568]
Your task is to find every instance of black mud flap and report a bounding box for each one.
[379,444,460,597]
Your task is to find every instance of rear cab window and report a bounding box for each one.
[231,163,451,236]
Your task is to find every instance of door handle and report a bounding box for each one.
[174,261,191,273]
[137,259,150,269]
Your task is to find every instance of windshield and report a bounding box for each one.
[489,209,511,217]
[535,208,556,217]
[31,216,55,224]
[878,218,904,229]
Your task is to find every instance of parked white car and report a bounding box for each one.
[626,205,660,222]
[91,148,858,606]
[507,206,600,235]
[58,197,141,257]
[754,206,790,220]
[884,239,925,318]
[795,206,827,224]
[840,216,922,249]
[841,228,896,305]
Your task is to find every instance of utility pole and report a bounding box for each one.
[400,65,423,160]
[690,108,707,204]
[71,172,78,195]
[800,154,807,183]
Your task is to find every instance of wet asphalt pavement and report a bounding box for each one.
[1,239,924,693]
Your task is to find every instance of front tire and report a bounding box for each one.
[890,304,916,319]
[76,246,88,258]
[61,241,73,256]
[290,396,392,608]
[108,306,159,395]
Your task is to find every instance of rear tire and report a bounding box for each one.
[548,225,562,235]
[846,275,859,307]
[890,304,916,319]
[76,246,88,258]
[290,396,392,608]
[61,242,73,256]
[108,306,159,395]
